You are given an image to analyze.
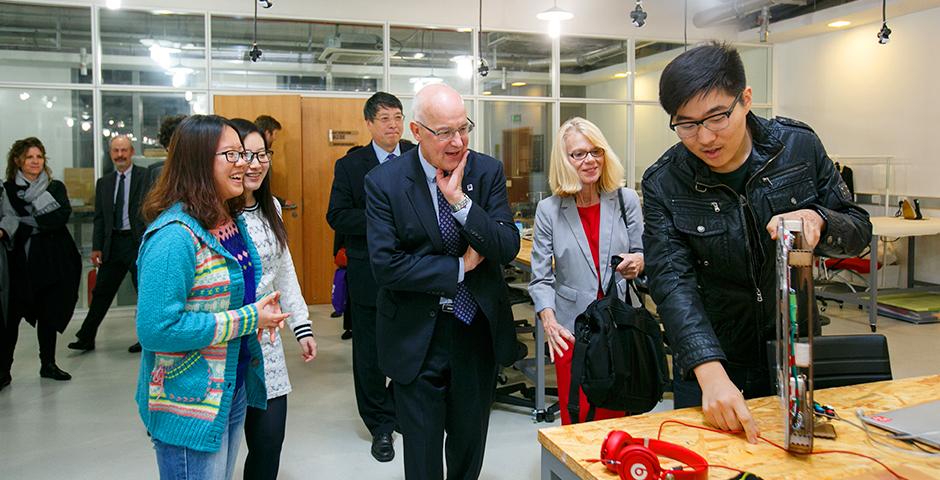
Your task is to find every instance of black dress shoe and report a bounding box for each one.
[371,432,395,462]
[341,330,353,340]
[0,374,11,391]
[67,338,95,352]
[330,311,343,318]
[128,342,142,353]
[39,364,72,381]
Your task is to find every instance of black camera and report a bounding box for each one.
[630,3,647,28]
[258,0,273,8]
[249,43,263,62]
[478,58,489,77]
[877,23,891,44]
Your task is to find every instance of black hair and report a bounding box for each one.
[230,117,289,251]
[363,92,403,122]
[254,115,282,134]
[158,114,188,150]
[658,42,746,117]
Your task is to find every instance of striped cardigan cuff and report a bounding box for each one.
[292,324,313,341]
[211,304,260,344]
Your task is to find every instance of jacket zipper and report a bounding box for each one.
[695,145,786,304]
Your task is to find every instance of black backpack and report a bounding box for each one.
[566,191,669,423]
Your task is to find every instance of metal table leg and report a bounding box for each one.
[535,314,546,417]
[869,234,879,332]
[908,236,916,288]
[542,446,580,480]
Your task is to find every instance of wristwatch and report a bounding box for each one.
[450,194,471,212]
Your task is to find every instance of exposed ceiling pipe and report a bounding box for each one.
[527,42,626,68]
[693,0,807,28]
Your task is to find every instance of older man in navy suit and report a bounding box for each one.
[365,84,519,480]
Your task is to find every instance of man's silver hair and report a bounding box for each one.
[109,134,134,150]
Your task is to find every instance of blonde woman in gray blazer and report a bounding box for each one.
[527,117,644,424]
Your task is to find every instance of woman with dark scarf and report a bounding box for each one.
[1,137,81,387]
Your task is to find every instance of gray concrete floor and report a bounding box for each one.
[1,302,938,479]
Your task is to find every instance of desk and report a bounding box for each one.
[539,375,940,480]
[821,217,940,331]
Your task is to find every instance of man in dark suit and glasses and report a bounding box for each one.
[327,92,414,462]
[69,135,149,353]
[365,84,519,479]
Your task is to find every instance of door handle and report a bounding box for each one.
[282,201,299,218]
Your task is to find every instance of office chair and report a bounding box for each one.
[767,334,892,391]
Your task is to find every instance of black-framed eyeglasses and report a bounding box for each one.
[216,150,247,163]
[569,147,605,161]
[246,150,273,164]
[669,92,743,139]
[415,118,475,142]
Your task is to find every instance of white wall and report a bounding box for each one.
[775,6,940,283]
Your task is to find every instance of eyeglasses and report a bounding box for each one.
[216,150,247,163]
[373,114,404,125]
[669,92,743,139]
[415,118,475,142]
[246,150,273,164]
[569,147,605,161]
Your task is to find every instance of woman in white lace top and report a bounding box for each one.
[231,118,316,479]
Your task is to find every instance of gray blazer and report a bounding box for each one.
[528,188,644,332]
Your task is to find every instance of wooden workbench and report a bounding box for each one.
[515,238,533,269]
[539,374,940,479]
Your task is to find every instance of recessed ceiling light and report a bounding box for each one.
[511,81,527,87]
[828,20,851,28]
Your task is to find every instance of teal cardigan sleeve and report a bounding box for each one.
[136,223,259,353]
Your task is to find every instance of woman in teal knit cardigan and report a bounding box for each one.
[135,115,289,480]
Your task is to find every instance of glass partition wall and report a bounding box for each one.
[1,1,773,307]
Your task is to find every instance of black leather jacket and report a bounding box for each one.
[642,113,872,380]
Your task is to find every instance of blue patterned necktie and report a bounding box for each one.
[435,186,477,325]
[385,152,396,162]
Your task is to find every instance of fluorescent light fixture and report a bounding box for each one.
[412,52,426,59]
[828,20,851,28]
[482,91,492,95]
[153,10,174,15]
[613,72,630,79]
[511,81,527,87]
[457,28,473,33]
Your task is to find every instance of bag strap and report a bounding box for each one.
[567,338,588,424]
[616,189,645,308]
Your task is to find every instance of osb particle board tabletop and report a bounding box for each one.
[538,375,940,479]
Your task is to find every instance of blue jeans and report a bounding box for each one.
[153,386,248,480]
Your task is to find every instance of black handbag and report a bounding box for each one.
[566,190,668,423]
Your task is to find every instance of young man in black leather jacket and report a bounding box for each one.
[642,43,871,443]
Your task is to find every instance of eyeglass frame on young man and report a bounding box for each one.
[414,118,475,142]
[216,150,273,164]
[669,91,743,139]
[568,147,605,161]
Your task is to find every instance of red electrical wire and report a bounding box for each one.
[656,419,909,480]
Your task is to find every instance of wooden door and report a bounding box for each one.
[300,97,373,304]
[212,95,307,295]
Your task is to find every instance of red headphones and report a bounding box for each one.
[600,430,708,480]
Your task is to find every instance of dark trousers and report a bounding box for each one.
[1,313,59,375]
[351,301,397,437]
[243,394,288,480]
[395,311,496,480]
[673,363,773,409]
[76,232,138,342]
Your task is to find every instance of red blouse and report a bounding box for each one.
[577,203,603,299]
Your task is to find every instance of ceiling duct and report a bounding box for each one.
[318,32,383,63]
[693,0,808,28]
[527,42,627,68]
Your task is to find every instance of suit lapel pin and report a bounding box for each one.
[467,184,473,191]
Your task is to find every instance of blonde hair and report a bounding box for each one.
[548,117,624,196]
